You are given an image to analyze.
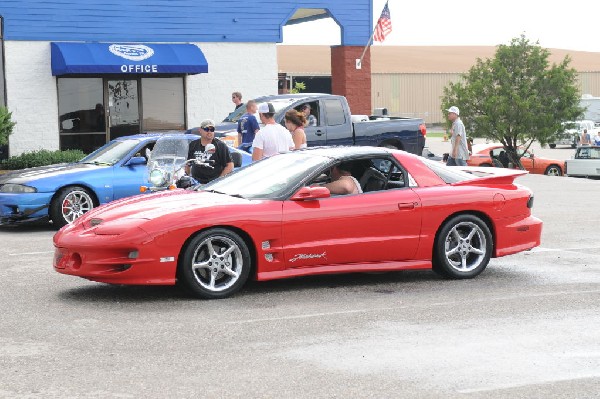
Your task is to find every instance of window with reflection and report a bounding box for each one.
[142,77,185,131]
[57,78,106,153]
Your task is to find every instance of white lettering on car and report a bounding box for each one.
[289,252,327,263]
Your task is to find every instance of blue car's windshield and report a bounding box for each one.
[80,139,142,166]
[203,153,330,199]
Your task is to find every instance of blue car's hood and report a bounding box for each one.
[0,162,104,185]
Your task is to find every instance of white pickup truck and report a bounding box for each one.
[550,120,598,148]
[565,146,600,178]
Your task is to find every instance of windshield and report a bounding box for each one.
[80,139,142,165]
[224,98,299,123]
[202,153,330,199]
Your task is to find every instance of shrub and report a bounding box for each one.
[0,106,16,147]
[0,149,86,170]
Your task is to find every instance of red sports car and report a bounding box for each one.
[468,144,565,176]
[54,147,542,299]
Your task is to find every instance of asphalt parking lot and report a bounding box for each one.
[0,144,599,398]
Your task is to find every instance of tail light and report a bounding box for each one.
[419,123,427,138]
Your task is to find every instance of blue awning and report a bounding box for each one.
[51,42,208,76]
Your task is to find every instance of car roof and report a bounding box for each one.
[253,93,342,102]
[112,132,194,142]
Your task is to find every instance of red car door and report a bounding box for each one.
[281,189,423,268]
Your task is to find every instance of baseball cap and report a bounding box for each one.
[258,102,276,114]
[447,106,460,115]
[200,119,215,129]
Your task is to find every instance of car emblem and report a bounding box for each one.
[109,44,155,61]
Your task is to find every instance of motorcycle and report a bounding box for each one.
[140,136,215,192]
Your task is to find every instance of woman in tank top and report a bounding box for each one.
[284,109,308,150]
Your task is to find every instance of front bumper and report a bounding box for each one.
[0,192,53,225]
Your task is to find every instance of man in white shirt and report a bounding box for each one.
[252,102,294,161]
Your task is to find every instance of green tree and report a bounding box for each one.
[441,35,582,169]
[290,81,306,94]
[0,106,16,147]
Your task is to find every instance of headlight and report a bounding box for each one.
[149,169,167,186]
[0,183,37,193]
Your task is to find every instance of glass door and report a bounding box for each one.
[107,79,140,140]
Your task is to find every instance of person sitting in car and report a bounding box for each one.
[322,162,362,195]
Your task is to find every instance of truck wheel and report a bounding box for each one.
[549,143,556,149]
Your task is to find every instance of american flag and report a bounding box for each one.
[373,2,392,42]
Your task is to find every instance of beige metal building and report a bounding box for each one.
[278,45,600,124]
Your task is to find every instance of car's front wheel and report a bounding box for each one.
[545,165,562,176]
[179,228,251,299]
[50,186,95,228]
[433,214,492,279]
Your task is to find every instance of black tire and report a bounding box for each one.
[480,163,492,167]
[432,214,493,279]
[549,143,556,149]
[179,228,251,299]
[544,165,562,176]
[50,186,95,228]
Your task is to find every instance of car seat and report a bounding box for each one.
[359,167,387,192]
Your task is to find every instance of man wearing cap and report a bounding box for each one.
[252,102,294,161]
[446,106,470,166]
[186,119,234,184]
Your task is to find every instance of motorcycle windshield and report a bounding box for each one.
[145,137,190,187]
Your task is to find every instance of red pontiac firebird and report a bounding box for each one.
[54,147,542,299]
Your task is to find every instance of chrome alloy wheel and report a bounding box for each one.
[191,235,244,292]
[62,189,94,224]
[443,221,487,273]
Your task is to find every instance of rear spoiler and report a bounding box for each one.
[451,167,529,186]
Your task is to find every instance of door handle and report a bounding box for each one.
[398,202,417,210]
[315,130,324,136]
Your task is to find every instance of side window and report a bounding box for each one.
[295,101,320,127]
[323,99,346,126]
[306,157,406,196]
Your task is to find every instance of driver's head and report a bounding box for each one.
[199,119,215,140]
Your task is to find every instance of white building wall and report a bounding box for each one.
[187,42,278,126]
[5,41,60,156]
[3,41,278,156]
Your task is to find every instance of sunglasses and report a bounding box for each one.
[203,127,215,132]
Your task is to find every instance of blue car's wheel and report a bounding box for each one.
[179,228,251,299]
[50,186,95,228]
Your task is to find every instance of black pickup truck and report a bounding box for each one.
[217,94,426,155]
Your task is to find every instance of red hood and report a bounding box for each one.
[81,189,250,223]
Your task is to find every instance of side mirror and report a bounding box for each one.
[290,186,330,201]
[126,156,146,166]
[230,151,242,168]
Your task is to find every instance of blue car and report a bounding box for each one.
[0,133,252,228]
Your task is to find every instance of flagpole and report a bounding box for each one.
[356,1,388,69]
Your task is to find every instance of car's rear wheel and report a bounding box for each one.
[50,186,95,228]
[549,143,557,149]
[545,165,562,176]
[433,214,492,279]
[179,228,251,299]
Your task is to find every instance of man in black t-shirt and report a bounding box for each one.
[186,119,233,184]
